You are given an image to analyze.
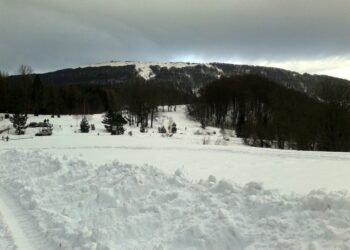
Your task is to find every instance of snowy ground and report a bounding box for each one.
[0,106,350,249]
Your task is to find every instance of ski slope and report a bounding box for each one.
[1,106,350,249]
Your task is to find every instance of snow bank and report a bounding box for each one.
[1,150,350,249]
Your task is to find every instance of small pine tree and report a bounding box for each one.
[200,119,206,129]
[102,111,127,135]
[115,113,127,135]
[102,111,114,132]
[80,116,90,133]
[10,113,28,135]
[171,122,177,134]
[140,124,146,133]
[158,126,166,133]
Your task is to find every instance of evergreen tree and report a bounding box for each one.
[102,111,115,132]
[102,111,127,135]
[171,122,177,133]
[31,75,44,115]
[80,116,90,133]
[158,126,166,133]
[10,113,28,135]
[140,124,146,133]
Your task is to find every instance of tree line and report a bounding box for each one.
[2,67,350,151]
[0,68,193,128]
[188,75,350,152]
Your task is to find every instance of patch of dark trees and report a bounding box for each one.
[188,75,350,152]
[0,73,193,128]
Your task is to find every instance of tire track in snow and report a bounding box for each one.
[0,212,16,250]
[5,144,350,161]
[0,187,57,250]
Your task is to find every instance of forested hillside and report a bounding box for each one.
[188,75,350,151]
[0,72,191,116]
[6,61,350,95]
[1,66,350,151]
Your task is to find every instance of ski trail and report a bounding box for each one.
[0,187,57,250]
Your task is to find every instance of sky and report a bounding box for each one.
[0,0,350,80]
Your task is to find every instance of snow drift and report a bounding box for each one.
[1,149,350,249]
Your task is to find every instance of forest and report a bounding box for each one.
[0,69,192,128]
[1,69,350,151]
[188,75,350,151]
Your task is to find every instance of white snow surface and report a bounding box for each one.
[1,150,350,249]
[0,212,16,250]
[1,106,350,249]
[77,61,215,80]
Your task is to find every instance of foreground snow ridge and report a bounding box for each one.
[1,150,350,250]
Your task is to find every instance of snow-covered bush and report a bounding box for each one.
[140,125,147,133]
[202,136,211,145]
[158,126,166,134]
[171,122,177,134]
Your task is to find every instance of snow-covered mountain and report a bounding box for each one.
[77,61,214,80]
[38,61,350,94]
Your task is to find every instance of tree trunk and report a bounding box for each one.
[151,108,154,128]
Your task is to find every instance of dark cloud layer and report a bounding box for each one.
[1,0,350,78]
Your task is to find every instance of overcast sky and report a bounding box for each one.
[1,0,350,79]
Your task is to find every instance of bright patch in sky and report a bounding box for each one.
[317,67,350,80]
[173,55,350,80]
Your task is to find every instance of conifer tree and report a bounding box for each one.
[31,75,44,115]
[102,111,127,135]
[115,113,127,135]
[80,116,90,133]
[102,111,114,132]
[10,113,27,135]
[171,122,177,133]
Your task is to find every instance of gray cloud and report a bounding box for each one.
[1,0,350,78]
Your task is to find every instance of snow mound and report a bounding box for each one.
[1,150,350,249]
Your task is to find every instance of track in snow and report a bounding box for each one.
[0,213,16,250]
[0,187,57,250]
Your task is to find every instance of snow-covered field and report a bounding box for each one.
[1,106,350,249]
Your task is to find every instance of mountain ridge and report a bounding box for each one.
[31,61,350,94]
